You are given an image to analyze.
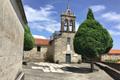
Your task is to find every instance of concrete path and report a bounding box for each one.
[23,62,113,80]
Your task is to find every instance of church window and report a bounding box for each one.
[67,37,71,44]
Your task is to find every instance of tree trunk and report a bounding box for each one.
[90,60,94,72]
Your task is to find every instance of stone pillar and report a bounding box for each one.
[72,20,75,32]
[67,20,69,32]
[61,18,64,32]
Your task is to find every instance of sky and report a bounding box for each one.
[22,0,120,49]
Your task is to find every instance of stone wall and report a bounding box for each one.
[55,32,81,63]
[101,54,120,61]
[96,62,120,80]
[102,62,120,71]
[46,41,55,62]
[0,0,24,80]
[24,46,48,62]
[10,0,26,26]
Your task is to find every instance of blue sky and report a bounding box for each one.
[22,0,120,49]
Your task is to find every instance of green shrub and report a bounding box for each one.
[24,25,34,51]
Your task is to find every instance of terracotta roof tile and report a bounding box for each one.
[109,50,120,55]
[35,38,49,46]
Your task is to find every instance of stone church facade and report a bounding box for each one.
[47,7,81,63]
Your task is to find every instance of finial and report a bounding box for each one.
[67,0,70,9]
[65,0,73,15]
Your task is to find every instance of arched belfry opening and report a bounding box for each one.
[60,2,76,33]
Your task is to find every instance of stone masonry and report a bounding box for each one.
[0,0,26,80]
[24,47,48,62]
[53,32,81,63]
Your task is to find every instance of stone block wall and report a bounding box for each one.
[0,0,24,80]
[102,62,120,71]
[54,32,81,63]
[46,41,55,62]
[101,54,120,61]
[24,46,48,62]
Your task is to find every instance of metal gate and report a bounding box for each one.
[66,54,71,63]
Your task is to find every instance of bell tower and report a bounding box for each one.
[48,0,82,63]
[60,1,76,33]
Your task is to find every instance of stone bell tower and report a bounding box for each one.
[61,4,76,33]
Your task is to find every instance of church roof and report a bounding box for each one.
[108,50,120,55]
[35,38,49,46]
[16,0,27,24]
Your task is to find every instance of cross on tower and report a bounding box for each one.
[60,0,76,33]
[67,0,70,9]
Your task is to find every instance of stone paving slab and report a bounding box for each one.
[32,62,72,73]
[24,69,89,80]
[43,67,50,72]
[23,62,113,80]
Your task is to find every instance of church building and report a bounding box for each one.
[47,5,81,63]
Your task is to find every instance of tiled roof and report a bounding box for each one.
[35,38,49,46]
[109,50,120,55]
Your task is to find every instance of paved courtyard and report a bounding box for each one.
[31,62,72,73]
[23,62,113,80]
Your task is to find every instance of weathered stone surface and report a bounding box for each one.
[101,54,120,61]
[55,33,81,63]
[0,0,25,80]
[24,47,48,62]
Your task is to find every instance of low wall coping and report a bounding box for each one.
[96,62,120,74]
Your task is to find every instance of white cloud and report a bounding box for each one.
[108,29,120,36]
[90,5,106,12]
[102,12,120,22]
[24,5,56,22]
[101,11,120,35]
[114,24,120,30]
[24,4,60,33]
[33,35,47,39]
[29,21,60,33]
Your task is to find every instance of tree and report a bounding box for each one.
[73,9,113,72]
[24,25,34,51]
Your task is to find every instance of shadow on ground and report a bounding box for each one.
[61,67,98,74]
